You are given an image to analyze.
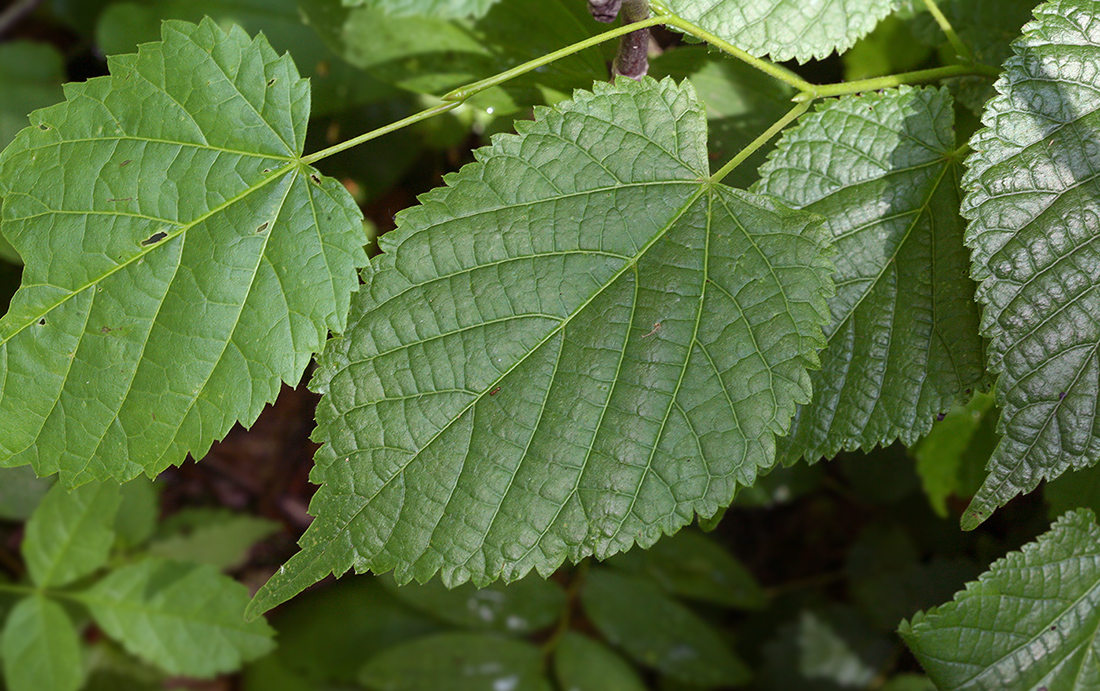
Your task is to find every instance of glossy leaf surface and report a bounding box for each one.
[960,0,1100,528]
[249,77,833,614]
[757,87,984,464]
[902,509,1100,690]
[0,19,366,485]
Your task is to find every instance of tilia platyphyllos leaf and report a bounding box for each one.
[249,77,834,616]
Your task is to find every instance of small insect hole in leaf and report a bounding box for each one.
[37,123,50,130]
[141,231,168,246]
[38,318,46,326]
[936,412,946,421]
[1059,392,1066,400]
[310,174,321,185]
[267,78,276,86]
[256,222,269,233]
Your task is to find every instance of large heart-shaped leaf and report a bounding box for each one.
[248,77,833,615]
[0,19,366,484]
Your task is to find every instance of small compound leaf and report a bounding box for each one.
[358,632,550,691]
[341,0,501,19]
[79,558,275,677]
[0,595,83,691]
[554,632,647,691]
[581,567,750,686]
[757,86,985,464]
[22,481,120,588]
[901,509,1100,690]
[146,510,279,570]
[0,19,366,485]
[662,0,900,63]
[961,0,1100,529]
[248,76,833,615]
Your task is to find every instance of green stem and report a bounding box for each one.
[921,0,974,62]
[796,63,1000,101]
[443,14,669,102]
[662,14,814,93]
[301,101,463,165]
[0,582,37,596]
[710,100,811,184]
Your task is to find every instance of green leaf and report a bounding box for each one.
[648,46,795,188]
[358,632,550,691]
[272,577,440,683]
[381,572,566,634]
[78,558,275,677]
[662,0,900,63]
[0,41,64,154]
[1045,462,1100,519]
[902,509,1100,690]
[0,595,83,691]
[606,529,766,609]
[248,76,833,614]
[299,0,609,112]
[0,40,65,265]
[843,15,934,81]
[94,0,397,115]
[554,632,647,691]
[0,467,54,521]
[912,392,998,517]
[0,19,366,485]
[147,510,279,570]
[760,607,894,691]
[582,568,749,686]
[114,476,158,548]
[757,86,984,465]
[960,0,1100,529]
[22,481,120,588]
[342,0,501,19]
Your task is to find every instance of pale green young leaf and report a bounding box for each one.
[662,0,900,63]
[554,632,647,691]
[960,0,1100,529]
[248,77,833,615]
[79,558,275,677]
[902,509,1100,690]
[912,392,998,517]
[0,595,83,691]
[756,87,984,464]
[359,632,550,691]
[0,19,366,485]
[582,568,750,686]
[341,0,500,19]
[146,512,279,570]
[22,481,120,588]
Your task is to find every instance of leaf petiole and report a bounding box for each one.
[921,0,975,62]
[709,100,811,184]
[795,63,1000,101]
